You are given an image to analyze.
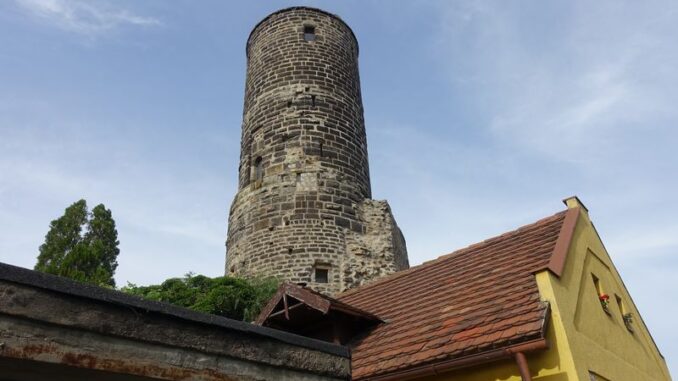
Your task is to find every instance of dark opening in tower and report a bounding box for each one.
[254,156,263,182]
[314,267,329,283]
[304,25,316,42]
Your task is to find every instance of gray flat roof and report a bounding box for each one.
[0,262,349,358]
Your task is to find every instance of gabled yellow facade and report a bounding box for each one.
[418,198,671,381]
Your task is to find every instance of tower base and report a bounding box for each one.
[226,197,408,295]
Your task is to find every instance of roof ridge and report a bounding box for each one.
[338,209,567,300]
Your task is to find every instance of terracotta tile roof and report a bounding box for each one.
[337,209,574,380]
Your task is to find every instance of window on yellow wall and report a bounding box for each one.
[592,274,611,314]
[616,294,634,332]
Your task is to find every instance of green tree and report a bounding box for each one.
[35,200,120,287]
[35,200,88,274]
[85,204,120,285]
[122,274,279,322]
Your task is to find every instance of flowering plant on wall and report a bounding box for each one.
[599,293,610,312]
[623,312,633,323]
[623,313,634,332]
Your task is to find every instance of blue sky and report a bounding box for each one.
[1,0,677,374]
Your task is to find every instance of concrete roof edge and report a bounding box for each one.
[0,262,349,358]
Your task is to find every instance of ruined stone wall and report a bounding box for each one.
[226,7,409,295]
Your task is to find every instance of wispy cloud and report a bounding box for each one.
[422,3,678,371]
[433,0,678,164]
[15,0,160,35]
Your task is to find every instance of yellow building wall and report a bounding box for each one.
[417,203,671,381]
[535,204,671,381]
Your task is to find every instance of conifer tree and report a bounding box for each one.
[85,204,120,286]
[35,200,120,287]
[35,200,88,274]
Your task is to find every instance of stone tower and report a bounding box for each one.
[226,7,409,295]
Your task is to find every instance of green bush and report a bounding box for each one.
[122,274,279,322]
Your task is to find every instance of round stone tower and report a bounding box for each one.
[226,7,409,295]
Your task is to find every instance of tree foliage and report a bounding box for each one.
[35,199,120,287]
[122,274,279,322]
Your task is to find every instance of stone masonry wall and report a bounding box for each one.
[226,7,409,295]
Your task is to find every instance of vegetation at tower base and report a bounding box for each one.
[122,274,279,322]
[35,199,119,287]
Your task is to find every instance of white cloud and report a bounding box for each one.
[433,0,678,164]
[425,2,678,373]
[15,0,160,35]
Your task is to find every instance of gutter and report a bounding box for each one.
[359,338,548,381]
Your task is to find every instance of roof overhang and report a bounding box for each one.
[356,302,552,381]
[360,338,549,381]
[256,283,383,345]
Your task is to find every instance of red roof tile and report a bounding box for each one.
[337,209,573,380]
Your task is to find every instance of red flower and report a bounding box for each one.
[599,294,610,301]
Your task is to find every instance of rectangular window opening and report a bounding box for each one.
[254,156,263,181]
[314,268,328,283]
[592,274,603,294]
[617,294,634,332]
[592,274,610,314]
[615,294,625,313]
[304,25,316,42]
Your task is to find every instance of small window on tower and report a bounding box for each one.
[254,156,263,181]
[303,25,316,42]
[314,267,328,283]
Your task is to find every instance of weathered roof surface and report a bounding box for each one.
[256,282,383,325]
[255,282,382,345]
[0,261,349,358]
[338,208,575,380]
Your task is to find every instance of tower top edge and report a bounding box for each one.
[246,6,359,58]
